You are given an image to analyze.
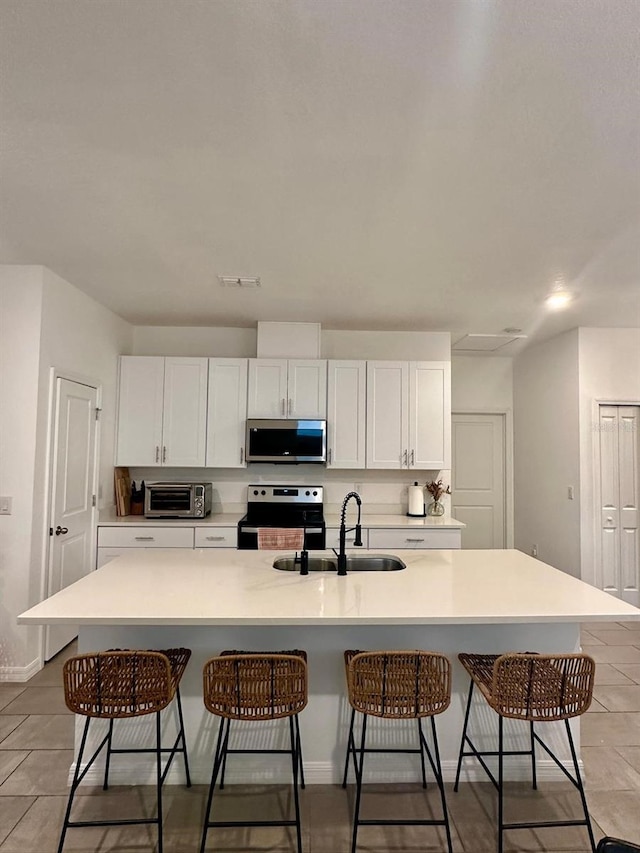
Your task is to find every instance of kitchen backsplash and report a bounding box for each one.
[125,466,452,516]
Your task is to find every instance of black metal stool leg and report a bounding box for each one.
[530,720,537,790]
[454,677,475,792]
[156,710,164,853]
[418,717,428,789]
[219,718,231,790]
[175,687,192,787]
[199,717,229,853]
[294,713,305,789]
[428,716,453,853]
[342,707,356,788]
[565,719,597,853]
[102,718,113,790]
[57,716,91,853]
[350,713,367,853]
[498,715,504,853]
[289,715,303,853]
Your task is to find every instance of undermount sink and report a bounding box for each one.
[272,554,406,572]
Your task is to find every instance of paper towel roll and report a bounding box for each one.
[407,483,425,516]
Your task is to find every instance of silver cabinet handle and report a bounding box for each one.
[240,447,244,464]
[155,446,160,463]
[288,398,292,415]
[162,446,167,463]
[328,448,332,464]
[406,537,425,543]
[205,536,225,541]
[402,449,408,466]
[410,449,415,466]
[281,398,286,416]
[135,536,155,541]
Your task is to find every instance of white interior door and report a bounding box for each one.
[46,378,98,660]
[452,413,506,549]
[598,405,639,606]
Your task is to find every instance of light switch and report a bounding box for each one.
[0,496,12,515]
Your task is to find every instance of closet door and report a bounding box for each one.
[599,405,639,606]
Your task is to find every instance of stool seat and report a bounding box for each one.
[455,651,596,853]
[344,650,453,853]
[58,648,192,853]
[200,652,308,853]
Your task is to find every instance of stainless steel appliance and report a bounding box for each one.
[237,484,326,549]
[245,419,327,463]
[144,482,212,518]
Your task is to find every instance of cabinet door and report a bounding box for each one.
[288,360,327,418]
[327,361,366,468]
[247,359,288,418]
[206,358,248,467]
[408,362,451,469]
[115,357,164,466]
[368,528,461,549]
[162,357,208,466]
[366,362,408,469]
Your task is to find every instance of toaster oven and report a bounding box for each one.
[144,482,212,518]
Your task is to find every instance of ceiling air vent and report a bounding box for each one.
[452,333,527,352]
[218,276,261,288]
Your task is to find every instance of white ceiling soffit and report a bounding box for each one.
[452,334,528,353]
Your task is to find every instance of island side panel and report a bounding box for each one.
[72,621,581,786]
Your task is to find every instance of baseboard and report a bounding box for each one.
[0,658,41,683]
[71,756,584,787]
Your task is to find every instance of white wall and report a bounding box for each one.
[513,329,581,576]
[451,356,513,412]
[0,267,44,674]
[0,266,132,677]
[578,328,640,587]
[133,325,256,357]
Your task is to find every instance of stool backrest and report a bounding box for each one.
[63,651,174,718]
[491,653,595,721]
[203,654,308,720]
[348,651,451,719]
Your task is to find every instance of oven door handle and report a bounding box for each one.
[241,526,323,534]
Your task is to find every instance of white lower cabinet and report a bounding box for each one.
[194,527,238,548]
[368,528,461,549]
[325,528,369,550]
[97,526,196,568]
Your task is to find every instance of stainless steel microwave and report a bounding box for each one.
[144,482,212,518]
[245,419,327,464]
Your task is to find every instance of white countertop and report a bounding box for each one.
[19,548,640,627]
[97,510,464,529]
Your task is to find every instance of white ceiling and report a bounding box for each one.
[1,0,639,351]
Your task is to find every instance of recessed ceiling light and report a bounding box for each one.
[545,290,573,310]
[218,275,261,288]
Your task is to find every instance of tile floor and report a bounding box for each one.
[1,625,639,852]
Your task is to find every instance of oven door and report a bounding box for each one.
[237,525,325,550]
[145,485,194,517]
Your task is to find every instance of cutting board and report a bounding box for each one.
[114,467,131,516]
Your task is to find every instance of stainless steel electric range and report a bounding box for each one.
[237,484,326,550]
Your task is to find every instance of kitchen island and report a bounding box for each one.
[19,548,640,787]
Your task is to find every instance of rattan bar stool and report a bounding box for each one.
[200,652,308,853]
[454,651,597,853]
[344,650,453,853]
[58,648,192,853]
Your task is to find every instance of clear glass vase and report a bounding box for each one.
[427,499,445,517]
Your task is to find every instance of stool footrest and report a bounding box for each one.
[358,818,449,827]
[67,818,158,828]
[206,820,298,828]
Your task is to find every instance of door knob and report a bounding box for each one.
[55,526,68,535]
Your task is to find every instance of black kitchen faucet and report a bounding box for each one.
[335,491,363,575]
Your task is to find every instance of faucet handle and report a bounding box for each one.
[353,524,363,547]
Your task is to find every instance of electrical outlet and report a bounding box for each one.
[531,544,538,557]
[0,496,12,515]
[568,485,574,500]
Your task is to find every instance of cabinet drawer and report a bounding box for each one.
[324,528,369,550]
[194,527,238,548]
[97,526,195,548]
[368,528,461,549]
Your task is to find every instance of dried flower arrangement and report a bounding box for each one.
[425,479,451,502]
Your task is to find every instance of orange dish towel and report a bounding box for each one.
[257,528,305,550]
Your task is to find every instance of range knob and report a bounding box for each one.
[253,490,259,496]
[305,490,310,496]
[261,490,266,495]
[313,490,318,496]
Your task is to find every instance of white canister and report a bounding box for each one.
[407,482,426,517]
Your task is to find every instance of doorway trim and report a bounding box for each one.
[451,408,513,548]
[38,367,102,665]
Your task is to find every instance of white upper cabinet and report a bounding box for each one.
[247,359,327,419]
[116,356,208,466]
[205,358,248,468]
[366,361,450,469]
[327,360,366,468]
